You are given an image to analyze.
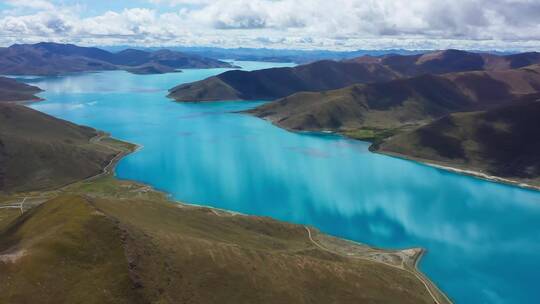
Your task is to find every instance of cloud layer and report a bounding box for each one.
[1,0,540,50]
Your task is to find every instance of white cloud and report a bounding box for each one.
[1,0,540,50]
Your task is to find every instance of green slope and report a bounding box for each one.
[0,195,144,304]
[0,104,118,193]
[0,183,443,304]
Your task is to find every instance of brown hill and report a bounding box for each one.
[0,42,234,76]
[168,60,400,101]
[375,94,540,187]
[169,50,540,102]
[248,65,540,135]
[0,77,42,102]
[351,49,540,76]
[0,104,118,193]
[0,188,443,304]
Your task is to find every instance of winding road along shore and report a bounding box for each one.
[3,94,453,303]
[305,227,451,304]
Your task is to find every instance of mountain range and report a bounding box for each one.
[104,46,426,64]
[169,60,399,101]
[349,49,540,75]
[0,43,235,76]
[248,65,540,132]
[168,49,540,102]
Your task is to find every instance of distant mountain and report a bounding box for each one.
[0,103,118,192]
[351,49,540,76]
[247,65,540,133]
[125,62,180,75]
[104,45,428,64]
[168,60,400,101]
[0,77,42,102]
[169,50,540,102]
[0,42,234,76]
[375,94,540,187]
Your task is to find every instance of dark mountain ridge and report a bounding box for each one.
[169,49,540,102]
[168,60,400,101]
[247,65,540,132]
[0,42,234,76]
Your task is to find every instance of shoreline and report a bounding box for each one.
[15,98,450,303]
[376,150,540,192]
[413,249,454,304]
[253,114,540,192]
[94,133,452,304]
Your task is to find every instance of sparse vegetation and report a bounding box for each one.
[0,172,447,304]
[342,127,398,142]
[249,65,540,133]
[0,103,120,193]
[376,94,540,188]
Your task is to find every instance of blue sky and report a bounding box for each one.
[0,0,176,16]
[1,0,540,51]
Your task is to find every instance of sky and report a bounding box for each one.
[1,0,540,51]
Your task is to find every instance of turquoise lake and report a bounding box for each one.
[20,61,540,303]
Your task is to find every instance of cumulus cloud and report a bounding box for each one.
[1,0,540,50]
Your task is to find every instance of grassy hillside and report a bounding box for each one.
[375,94,540,187]
[0,104,118,193]
[168,60,400,101]
[0,195,144,304]
[0,175,446,304]
[0,77,42,102]
[248,65,540,136]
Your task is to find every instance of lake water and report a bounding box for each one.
[22,61,540,303]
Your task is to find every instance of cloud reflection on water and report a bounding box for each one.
[28,68,540,304]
